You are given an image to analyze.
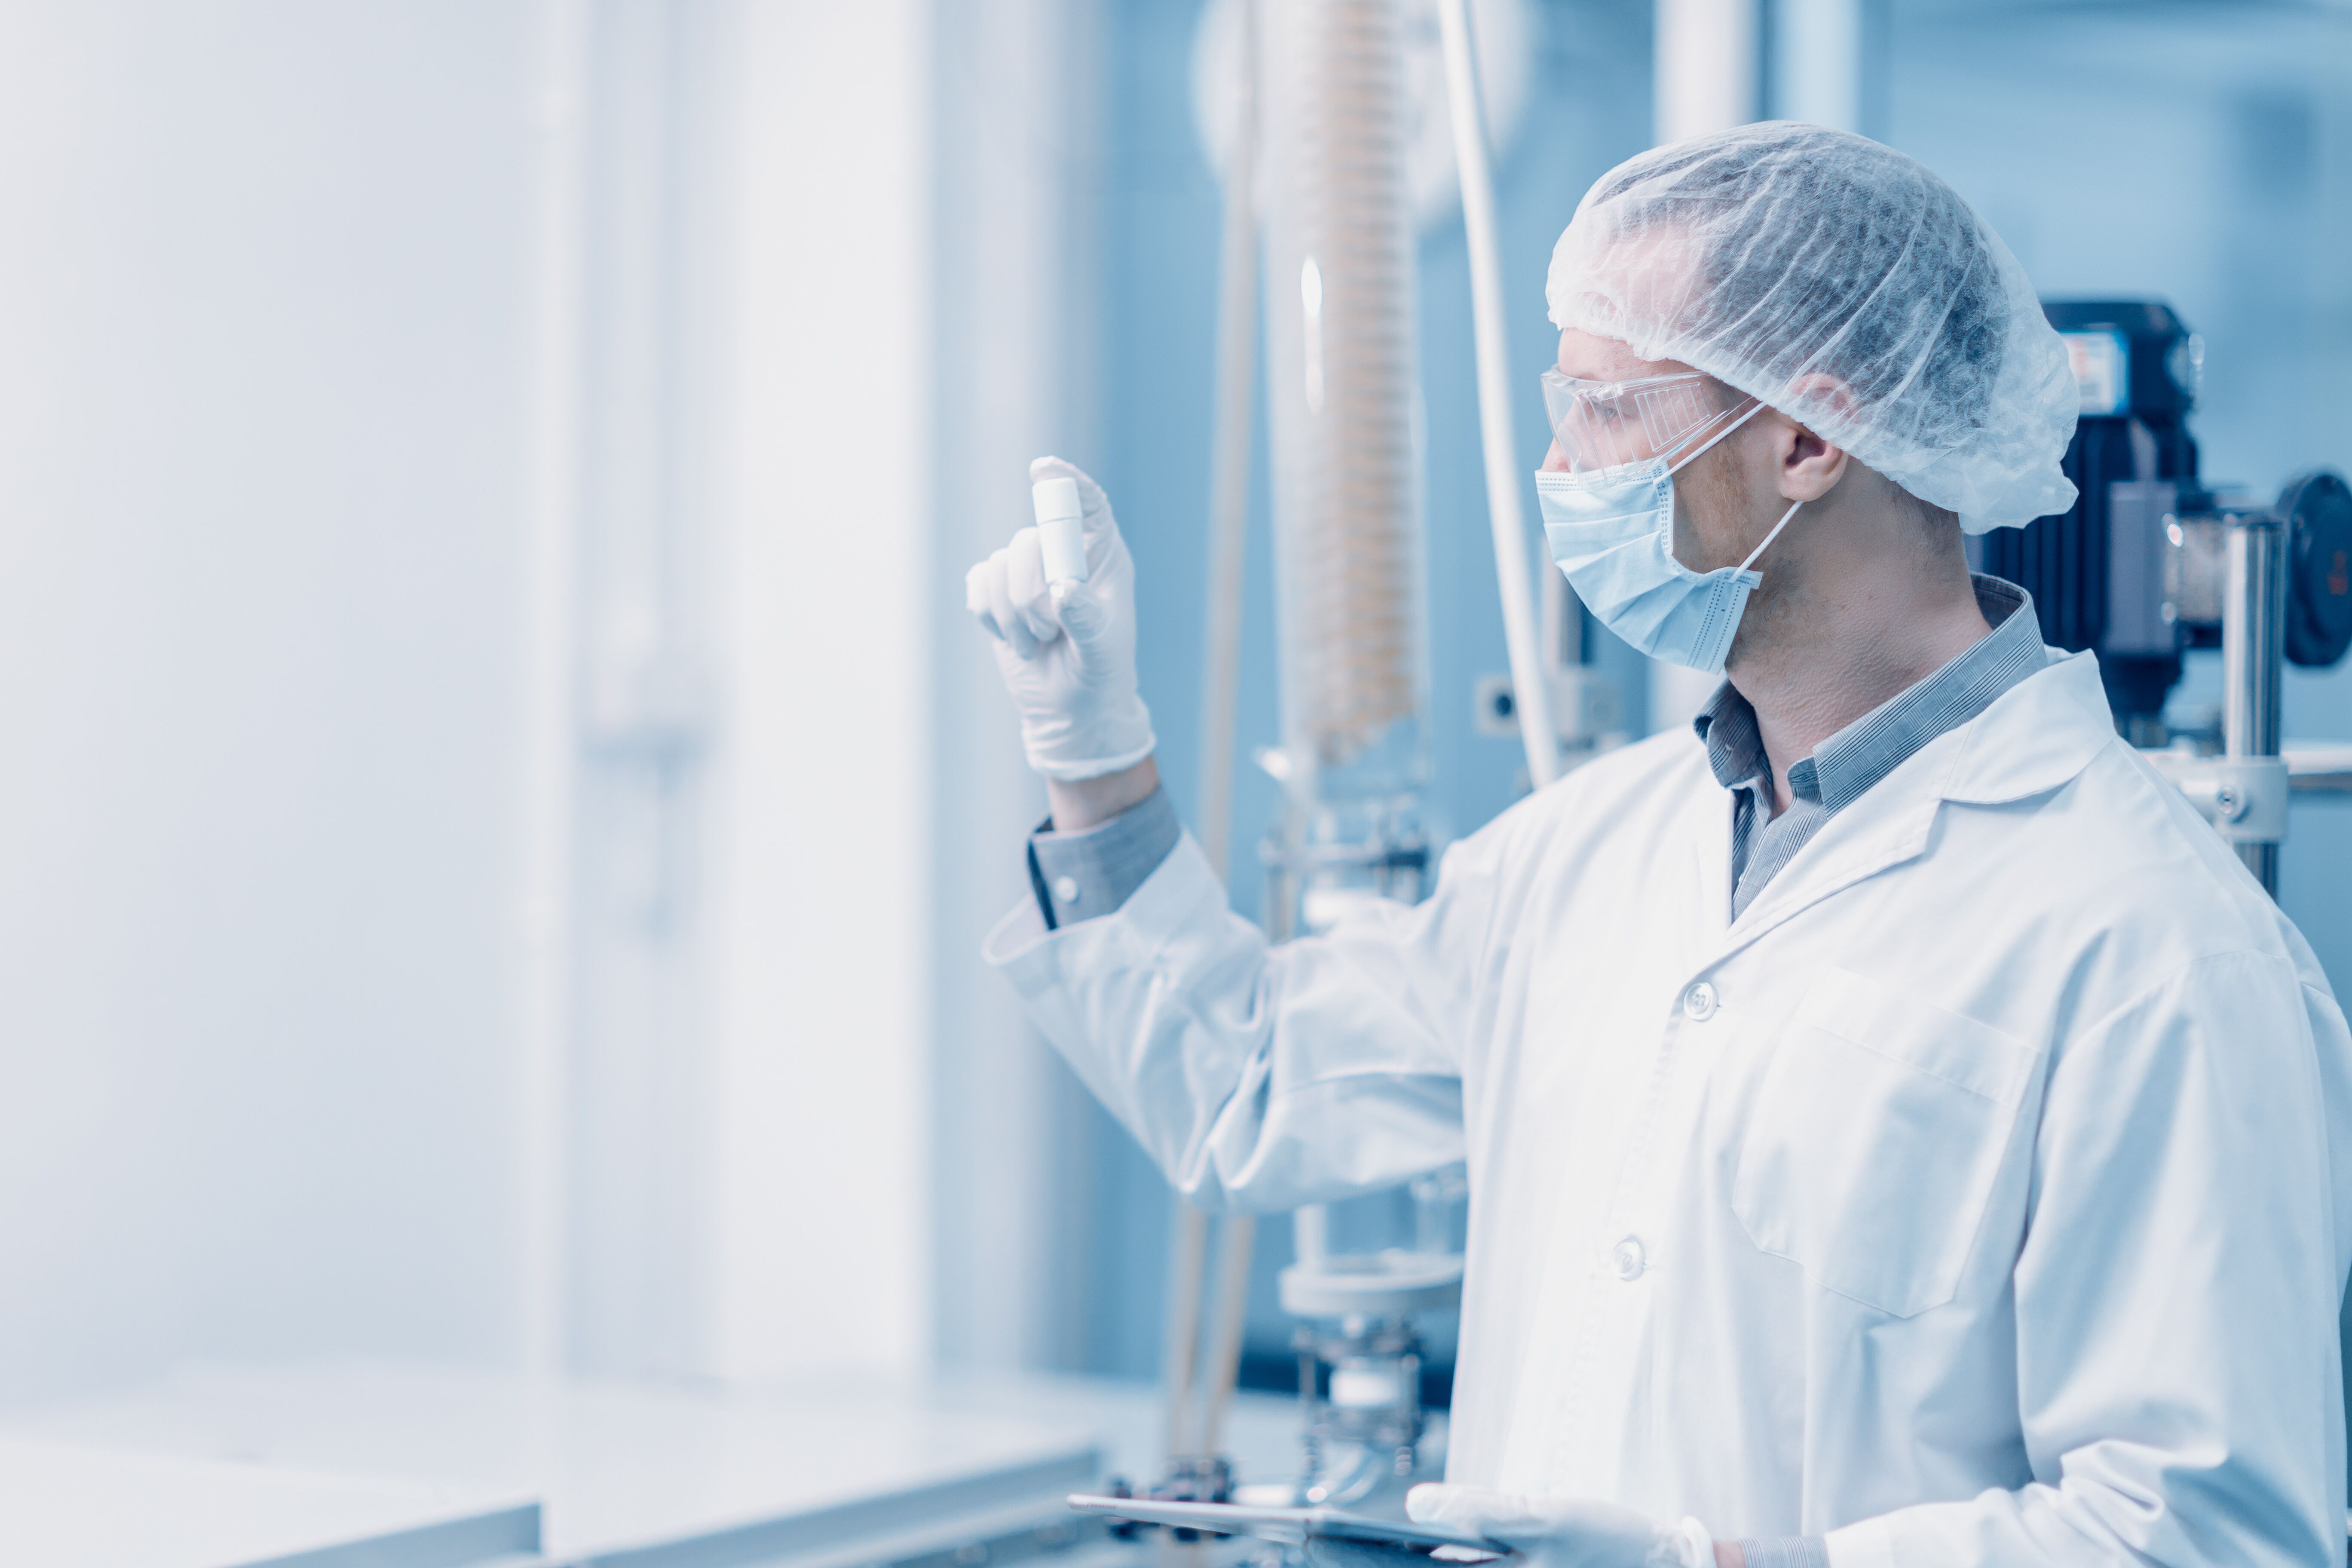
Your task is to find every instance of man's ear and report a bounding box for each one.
[1778,418,1849,503]
[1774,371,1857,503]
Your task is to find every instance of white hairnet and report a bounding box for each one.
[1546,122,2078,531]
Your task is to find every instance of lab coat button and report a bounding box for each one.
[1682,981,1718,1020]
[1611,1237,1646,1280]
[1053,876,1081,904]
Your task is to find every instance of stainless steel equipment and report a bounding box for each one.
[2135,486,2352,897]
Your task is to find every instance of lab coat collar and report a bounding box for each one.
[1695,649,2117,963]
[1933,647,2119,805]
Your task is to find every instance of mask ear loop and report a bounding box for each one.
[1663,397,1767,478]
[1658,397,1772,570]
[1738,498,1804,573]
[1658,395,1805,574]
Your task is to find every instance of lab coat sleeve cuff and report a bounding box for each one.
[983,828,1225,977]
[982,831,1247,1166]
[1820,1517,1895,1568]
[984,891,1052,961]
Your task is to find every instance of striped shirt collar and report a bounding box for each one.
[1694,575,2047,812]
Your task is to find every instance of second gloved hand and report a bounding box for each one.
[965,456,1156,781]
[1408,1485,1714,1568]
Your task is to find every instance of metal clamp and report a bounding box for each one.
[2148,753,2290,844]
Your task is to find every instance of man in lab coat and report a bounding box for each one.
[965,123,2352,1568]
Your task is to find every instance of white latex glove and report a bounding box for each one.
[965,456,1156,781]
[1408,1485,1714,1568]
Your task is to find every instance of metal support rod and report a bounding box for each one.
[1199,1214,1259,1455]
[1161,1205,1210,1461]
[1167,3,1257,1470]
[1292,1202,1329,1265]
[2223,514,2286,896]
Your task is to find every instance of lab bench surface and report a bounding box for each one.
[0,1362,1337,1567]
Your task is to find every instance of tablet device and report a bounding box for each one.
[1065,1495,1511,1558]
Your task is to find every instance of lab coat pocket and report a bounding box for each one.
[1731,967,2036,1318]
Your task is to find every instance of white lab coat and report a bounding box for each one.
[986,648,2352,1566]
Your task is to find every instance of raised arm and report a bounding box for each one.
[968,457,1482,1210]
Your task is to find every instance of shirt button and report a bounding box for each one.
[1682,981,1717,1021]
[1611,1237,1646,1281]
[1052,875,1081,904]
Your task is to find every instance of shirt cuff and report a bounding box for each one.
[1026,784,1182,930]
[1736,1539,1828,1568]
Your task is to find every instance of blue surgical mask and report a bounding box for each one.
[1533,402,1802,677]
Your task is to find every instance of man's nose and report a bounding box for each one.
[1540,437,1569,472]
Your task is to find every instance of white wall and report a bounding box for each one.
[703,0,938,1381]
[0,1,541,1400]
[927,0,1110,1376]
[551,0,732,1383]
[0,0,960,1403]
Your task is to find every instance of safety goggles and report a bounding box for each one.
[1539,368,1754,475]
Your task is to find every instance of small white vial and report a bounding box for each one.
[1032,476,1088,587]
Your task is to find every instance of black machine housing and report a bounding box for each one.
[1972,300,2352,741]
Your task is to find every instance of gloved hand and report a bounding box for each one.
[965,456,1156,781]
[1408,1485,1715,1568]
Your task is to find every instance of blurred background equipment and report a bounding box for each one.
[1977,299,2352,893]
[0,0,2350,1560]
[1275,1168,1471,1511]
[1980,301,2352,735]
[1251,0,1437,935]
[1148,0,1501,1525]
